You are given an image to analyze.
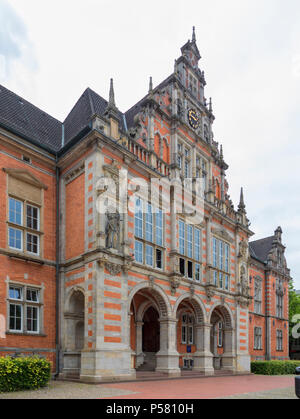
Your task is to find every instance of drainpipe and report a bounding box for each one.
[55,162,60,377]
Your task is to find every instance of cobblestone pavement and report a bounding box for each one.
[0,375,297,399]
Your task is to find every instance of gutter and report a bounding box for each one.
[55,163,60,377]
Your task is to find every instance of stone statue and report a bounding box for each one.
[105,210,120,249]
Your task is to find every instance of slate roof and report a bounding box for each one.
[249,236,275,264]
[0,84,63,152]
[0,84,127,154]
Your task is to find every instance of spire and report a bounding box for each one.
[220,144,224,160]
[149,76,153,93]
[209,97,213,113]
[238,187,246,213]
[109,78,116,107]
[192,26,196,43]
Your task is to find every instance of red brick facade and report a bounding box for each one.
[0,30,292,380]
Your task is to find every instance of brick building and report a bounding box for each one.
[0,29,291,382]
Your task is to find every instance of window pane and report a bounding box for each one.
[9,286,22,300]
[27,306,39,332]
[145,203,153,242]
[9,198,22,225]
[195,264,201,282]
[194,229,201,261]
[179,221,185,255]
[156,209,163,246]
[213,238,217,268]
[135,198,143,239]
[188,261,193,279]
[9,228,23,250]
[26,289,39,302]
[26,233,39,254]
[134,240,143,263]
[26,205,39,230]
[187,225,193,258]
[145,244,153,267]
[9,304,22,331]
[156,249,163,270]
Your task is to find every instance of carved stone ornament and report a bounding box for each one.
[189,284,195,299]
[211,227,234,244]
[170,277,180,296]
[205,285,215,303]
[238,239,248,261]
[149,276,155,288]
[236,295,251,308]
[105,263,122,276]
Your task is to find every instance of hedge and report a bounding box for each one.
[251,360,300,376]
[0,356,51,393]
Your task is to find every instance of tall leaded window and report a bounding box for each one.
[178,221,202,282]
[179,220,185,255]
[254,327,262,350]
[254,279,262,314]
[181,314,194,345]
[276,293,284,318]
[8,198,40,255]
[134,197,164,270]
[276,330,283,351]
[212,237,230,290]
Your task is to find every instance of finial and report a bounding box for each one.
[109,78,116,107]
[149,76,153,93]
[192,26,196,42]
[209,97,213,113]
[238,187,246,213]
[220,144,223,160]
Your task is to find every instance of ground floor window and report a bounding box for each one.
[181,314,194,344]
[254,327,262,350]
[8,284,42,334]
[276,330,283,351]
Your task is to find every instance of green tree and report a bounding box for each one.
[289,280,300,337]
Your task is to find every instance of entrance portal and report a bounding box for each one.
[143,306,160,353]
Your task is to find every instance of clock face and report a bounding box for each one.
[188,109,199,129]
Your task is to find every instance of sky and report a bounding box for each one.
[1,0,300,289]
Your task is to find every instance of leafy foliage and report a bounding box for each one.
[289,280,300,337]
[251,360,300,375]
[0,356,51,393]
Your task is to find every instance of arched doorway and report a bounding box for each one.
[174,296,212,373]
[63,289,85,378]
[128,284,180,375]
[143,306,160,353]
[209,305,235,372]
[140,306,160,371]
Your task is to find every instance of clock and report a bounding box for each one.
[188,109,199,129]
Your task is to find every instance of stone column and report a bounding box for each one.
[135,321,145,368]
[156,318,181,376]
[222,327,236,371]
[193,323,214,375]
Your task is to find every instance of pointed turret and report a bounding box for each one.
[109,78,116,108]
[238,187,246,214]
[192,26,196,43]
[148,76,153,93]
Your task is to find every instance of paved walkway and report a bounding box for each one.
[0,375,297,399]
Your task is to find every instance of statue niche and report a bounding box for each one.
[105,210,121,250]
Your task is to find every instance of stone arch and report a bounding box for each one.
[65,285,86,313]
[136,299,160,322]
[128,282,172,319]
[173,293,207,324]
[208,302,234,329]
